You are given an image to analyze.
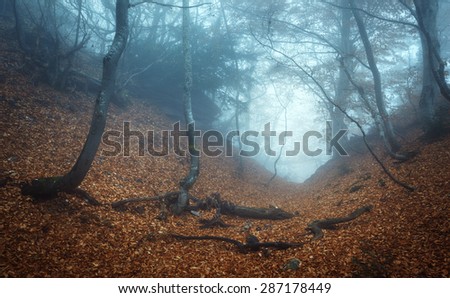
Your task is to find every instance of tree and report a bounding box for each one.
[412,0,449,133]
[12,0,90,89]
[174,0,200,214]
[349,0,401,154]
[219,0,245,175]
[330,0,355,135]
[21,0,130,202]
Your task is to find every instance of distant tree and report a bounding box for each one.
[331,0,355,135]
[21,0,129,202]
[115,0,258,128]
[12,0,90,89]
[0,0,13,17]
[412,0,450,133]
[349,0,402,154]
[219,0,245,175]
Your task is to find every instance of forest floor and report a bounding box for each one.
[0,22,449,278]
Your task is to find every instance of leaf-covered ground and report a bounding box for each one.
[0,22,449,278]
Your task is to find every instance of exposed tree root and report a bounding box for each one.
[112,192,295,220]
[21,177,62,200]
[21,177,100,205]
[67,188,101,206]
[171,234,303,253]
[307,205,373,240]
[190,193,295,220]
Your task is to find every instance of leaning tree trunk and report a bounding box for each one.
[349,0,400,153]
[21,0,129,199]
[174,0,200,214]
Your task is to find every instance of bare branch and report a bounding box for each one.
[252,33,415,192]
[129,0,211,9]
[265,16,372,71]
[321,0,418,29]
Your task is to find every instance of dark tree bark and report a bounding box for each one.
[349,0,401,152]
[174,0,200,214]
[21,0,129,201]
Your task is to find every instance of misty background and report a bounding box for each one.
[3,0,450,182]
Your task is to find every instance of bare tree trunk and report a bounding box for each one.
[219,0,243,176]
[413,0,450,103]
[413,0,444,133]
[58,0,84,90]
[174,0,200,214]
[12,0,28,53]
[21,0,129,199]
[349,0,400,152]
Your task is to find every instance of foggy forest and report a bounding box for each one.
[0,0,449,278]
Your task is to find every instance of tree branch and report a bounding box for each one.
[129,0,211,9]
[321,0,418,29]
[252,33,415,191]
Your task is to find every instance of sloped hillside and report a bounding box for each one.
[1,21,449,278]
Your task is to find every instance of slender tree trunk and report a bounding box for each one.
[174,0,200,214]
[58,0,83,90]
[148,5,162,43]
[22,0,129,198]
[219,0,243,176]
[12,0,28,53]
[349,0,400,152]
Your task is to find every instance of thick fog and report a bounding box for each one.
[5,0,450,183]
